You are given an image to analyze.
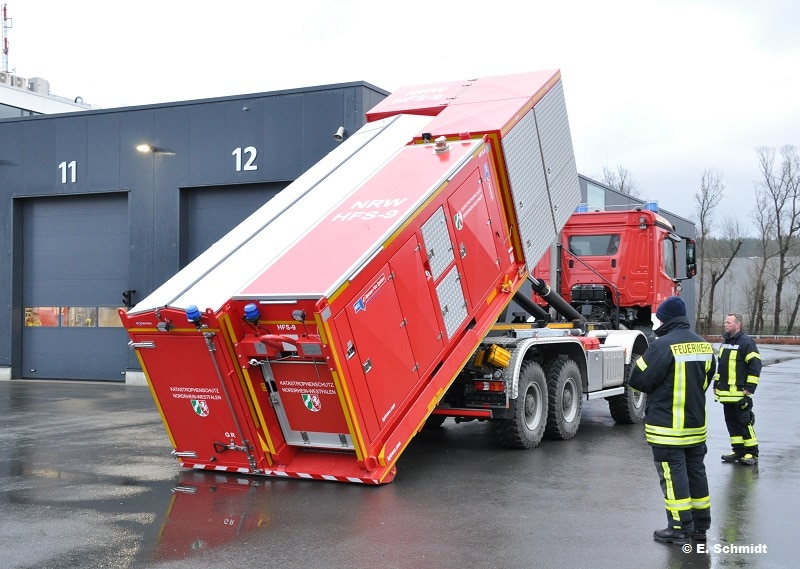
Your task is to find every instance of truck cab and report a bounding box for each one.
[532,204,696,332]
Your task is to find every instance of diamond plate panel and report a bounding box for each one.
[501,80,581,270]
[501,106,547,234]
[420,206,454,281]
[534,81,581,233]
[517,207,558,271]
[436,266,468,340]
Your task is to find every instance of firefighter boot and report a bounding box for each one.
[721,452,740,463]
[739,454,758,466]
[692,530,707,542]
[653,528,690,545]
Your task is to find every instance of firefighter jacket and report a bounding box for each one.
[629,316,716,447]
[713,330,761,403]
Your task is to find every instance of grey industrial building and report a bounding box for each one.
[0,80,695,383]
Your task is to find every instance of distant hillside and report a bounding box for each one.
[704,237,797,258]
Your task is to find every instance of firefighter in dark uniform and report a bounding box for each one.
[629,296,716,545]
[715,312,761,465]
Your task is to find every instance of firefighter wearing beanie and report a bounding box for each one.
[629,296,717,545]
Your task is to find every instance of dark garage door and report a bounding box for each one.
[181,183,287,266]
[21,193,130,381]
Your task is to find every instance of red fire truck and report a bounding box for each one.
[532,205,696,334]
[120,70,694,484]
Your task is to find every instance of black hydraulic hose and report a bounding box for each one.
[529,277,586,323]
[512,289,551,321]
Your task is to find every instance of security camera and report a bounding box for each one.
[334,126,346,142]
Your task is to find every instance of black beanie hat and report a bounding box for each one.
[656,296,686,322]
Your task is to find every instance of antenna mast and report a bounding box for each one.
[2,3,10,73]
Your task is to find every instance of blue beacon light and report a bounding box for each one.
[185,305,202,325]
[244,303,261,323]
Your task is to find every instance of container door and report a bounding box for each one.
[388,235,445,377]
[447,166,502,308]
[259,360,355,449]
[333,265,420,442]
[132,332,259,470]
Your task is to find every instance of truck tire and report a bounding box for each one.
[634,325,656,344]
[544,358,582,440]
[608,352,646,424]
[423,415,447,429]
[494,360,548,449]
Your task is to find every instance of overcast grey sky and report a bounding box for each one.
[5,0,799,234]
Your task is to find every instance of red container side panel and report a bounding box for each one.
[224,139,521,472]
[318,141,520,459]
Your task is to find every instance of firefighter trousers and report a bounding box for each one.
[723,400,758,457]
[652,444,711,533]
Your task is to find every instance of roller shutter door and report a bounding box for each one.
[22,193,130,381]
[181,183,286,265]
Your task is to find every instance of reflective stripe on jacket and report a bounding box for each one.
[629,316,716,447]
[713,331,761,403]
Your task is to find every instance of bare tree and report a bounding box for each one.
[692,169,726,332]
[754,145,800,334]
[786,272,800,334]
[703,218,743,333]
[744,261,773,334]
[748,187,778,333]
[599,164,643,198]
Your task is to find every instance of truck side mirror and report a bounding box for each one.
[685,239,697,278]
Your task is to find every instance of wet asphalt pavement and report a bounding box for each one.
[1,345,798,569]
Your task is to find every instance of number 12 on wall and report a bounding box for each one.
[232,146,258,171]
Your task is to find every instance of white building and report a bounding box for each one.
[0,72,94,117]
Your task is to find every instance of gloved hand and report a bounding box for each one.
[738,396,754,426]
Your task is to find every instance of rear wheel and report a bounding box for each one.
[544,358,583,440]
[494,361,548,449]
[423,414,446,429]
[608,352,646,423]
[634,325,656,344]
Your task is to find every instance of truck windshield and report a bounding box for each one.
[568,234,620,256]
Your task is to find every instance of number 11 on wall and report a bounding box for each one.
[58,160,77,184]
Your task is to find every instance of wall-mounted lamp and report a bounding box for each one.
[334,126,346,142]
[136,143,176,156]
